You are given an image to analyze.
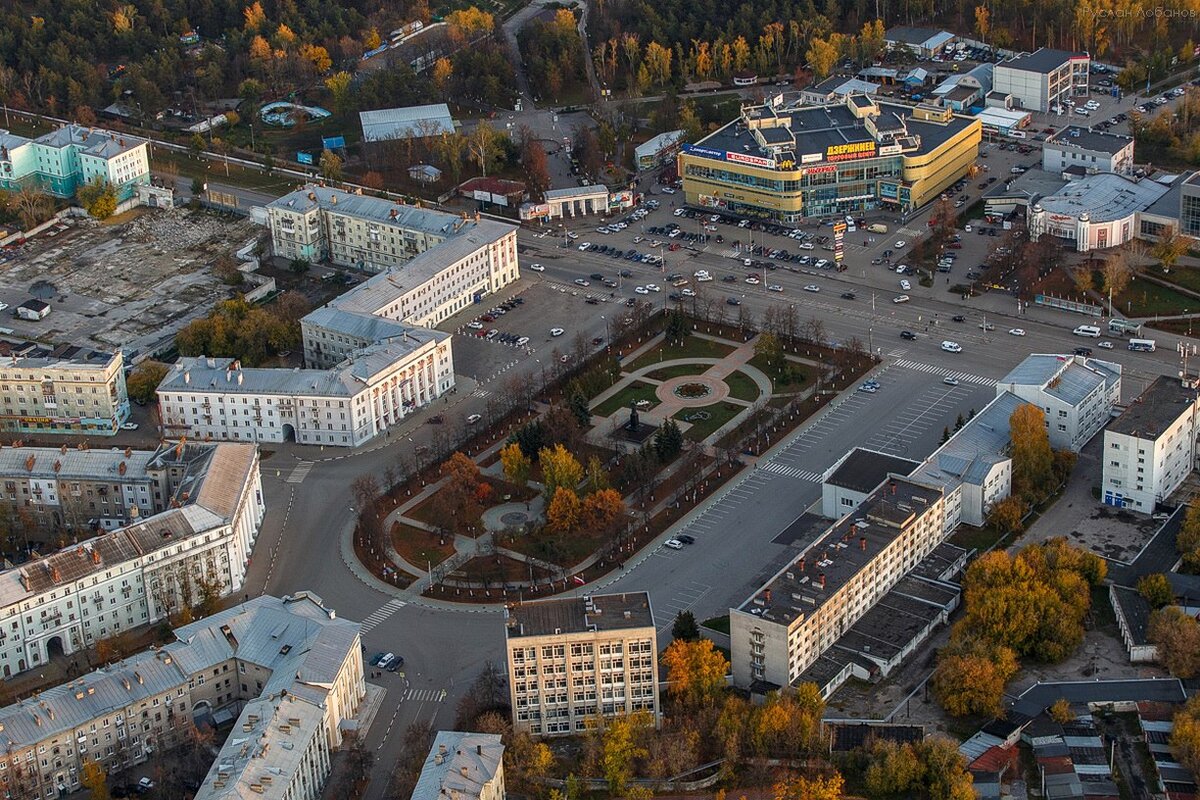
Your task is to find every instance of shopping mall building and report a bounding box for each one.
[678,94,982,222]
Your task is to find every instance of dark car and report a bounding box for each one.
[387,656,404,672]
[840,292,856,300]
[677,534,696,545]
[1074,347,1093,356]
[589,272,604,280]
[722,275,738,283]
[619,269,633,278]
[591,337,603,345]
[726,296,742,305]
[900,330,917,340]
[952,315,966,322]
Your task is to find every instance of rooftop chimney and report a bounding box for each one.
[818,573,826,589]
[859,536,867,551]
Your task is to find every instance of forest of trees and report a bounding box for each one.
[517,9,589,102]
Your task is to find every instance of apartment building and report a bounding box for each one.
[0,441,264,678]
[412,732,506,800]
[0,343,130,436]
[730,477,946,688]
[1102,376,1200,512]
[821,448,920,519]
[0,591,363,800]
[997,353,1122,451]
[158,334,452,447]
[993,48,1090,113]
[0,124,150,202]
[504,593,659,737]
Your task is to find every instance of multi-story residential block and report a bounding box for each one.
[821,448,919,519]
[0,441,263,678]
[1102,376,1200,511]
[412,732,506,800]
[158,333,452,447]
[0,124,150,202]
[997,353,1122,451]
[504,593,659,737]
[0,591,363,800]
[730,477,946,689]
[0,343,130,436]
[993,48,1090,113]
[1042,128,1135,176]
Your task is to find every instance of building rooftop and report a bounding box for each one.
[0,342,118,372]
[1046,127,1133,156]
[545,184,608,201]
[359,104,456,142]
[739,477,943,627]
[1000,48,1088,74]
[885,27,955,49]
[269,185,500,241]
[1108,376,1197,440]
[823,447,920,494]
[1011,678,1186,718]
[506,592,654,638]
[34,124,145,160]
[635,130,684,158]
[911,391,1024,493]
[1000,354,1122,405]
[1143,172,1188,219]
[301,306,423,343]
[412,732,505,800]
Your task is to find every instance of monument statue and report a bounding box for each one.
[626,401,640,432]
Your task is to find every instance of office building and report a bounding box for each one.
[158,336,452,447]
[504,593,659,737]
[0,124,151,202]
[993,48,1090,113]
[1102,376,1200,511]
[729,477,946,688]
[678,94,981,222]
[412,732,505,800]
[997,353,1122,450]
[0,343,130,436]
[0,591,363,800]
[0,441,264,678]
[1042,128,1135,176]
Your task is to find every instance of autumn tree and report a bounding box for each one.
[1172,696,1200,775]
[546,486,582,533]
[1138,572,1175,608]
[986,495,1026,534]
[319,149,343,182]
[325,72,353,114]
[1150,607,1200,678]
[446,7,495,46]
[499,443,531,489]
[432,58,454,98]
[125,360,169,404]
[1049,698,1074,724]
[662,638,728,709]
[601,712,651,794]
[865,739,923,796]
[772,772,844,800]
[806,37,839,80]
[78,177,118,219]
[932,636,1018,718]
[1009,403,1054,502]
[580,488,624,531]
[1152,229,1191,272]
[81,760,109,800]
[1179,504,1200,572]
[1101,250,1133,297]
[539,444,583,500]
[521,136,551,202]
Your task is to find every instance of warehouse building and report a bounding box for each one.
[678,94,981,222]
[883,27,956,58]
[359,103,457,142]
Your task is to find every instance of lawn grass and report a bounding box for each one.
[949,523,1008,552]
[1156,266,1200,295]
[391,522,456,569]
[675,401,746,441]
[701,614,730,635]
[1114,276,1197,317]
[592,380,660,416]
[627,336,736,371]
[749,353,814,393]
[644,363,712,381]
[724,370,763,402]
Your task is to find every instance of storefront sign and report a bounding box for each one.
[878,143,903,156]
[800,153,822,164]
[879,183,899,199]
[833,222,847,263]
[804,165,837,176]
[777,158,796,170]
[826,141,877,162]
[682,144,727,161]
[726,151,776,169]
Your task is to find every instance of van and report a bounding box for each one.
[1073,325,1102,337]
[867,223,888,234]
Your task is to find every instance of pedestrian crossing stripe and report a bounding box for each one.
[893,359,997,387]
[285,461,314,484]
[360,598,407,633]
[758,462,822,482]
[404,688,446,703]
[471,388,491,398]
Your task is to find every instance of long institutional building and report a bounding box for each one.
[0,591,363,800]
[0,342,130,437]
[0,441,264,679]
[158,185,520,447]
[678,93,981,222]
[0,124,150,202]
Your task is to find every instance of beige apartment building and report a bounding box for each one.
[0,344,130,436]
[504,593,659,737]
[412,732,506,800]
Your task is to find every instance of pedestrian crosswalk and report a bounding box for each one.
[404,688,446,703]
[471,387,491,398]
[758,462,822,482]
[285,461,314,484]
[360,598,407,634]
[893,359,996,387]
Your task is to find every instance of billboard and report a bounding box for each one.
[826,141,877,162]
[682,144,727,161]
[296,151,314,165]
[726,151,777,169]
[833,222,847,263]
[878,143,904,156]
[879,182,899,199]
[800,153,822,164]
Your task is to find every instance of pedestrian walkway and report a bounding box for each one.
[893,358,997,387]
[758,462,822,482]
[360,598,408,633]
[403,687,446,703]
[285,461,314,484]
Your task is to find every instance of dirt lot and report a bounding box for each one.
[0,208,256,355]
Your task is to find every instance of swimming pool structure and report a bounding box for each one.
[259,102,332,127]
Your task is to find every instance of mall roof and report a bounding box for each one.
[359,103,456,141]
[1001,48,1088,74]
[1108,376,1197,440]
[506,592,655,637]
[1037,172,1169,225]
[1046,127,1133,155]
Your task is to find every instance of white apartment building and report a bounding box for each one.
[1102,376,1200,512]
[997,353,1122,451]
[504,593,659,737]
[730,477,946,689]
[158,333,452,447]
[412,732,506,800]
[0,343,130,436]
[0,442,263,678]
[1043,128,1135,176]
[0,591,363,800]
[993,48,1090,113]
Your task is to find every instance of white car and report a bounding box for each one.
[664,539,684,550]
[528,263,545,272]
[578,242,591,251]
[941,341,962,353]
[943,377,960,386]
[681,288,696,297]
[635,286,649,295]
[1098,340,1115,349]
[673,208,685,216]
[745,276,761,285]
[516,336,530,346]
[767,284,784,293]
[1009,328,1026,336]
[645,283,661,292]
[574,278,590,287]
[803,284,820,293]
[566,231,579,240]
[893,294,910,304]
[550,327,565,336]
[120,422,139,431]
[900,279,911,291]
[798,242,814,250]
[894,240,907,248]
[466,414,482,424]
[467,321,484,330]
[696,273,713,282]
[632,236,643,243]
[814,259,829,269]
[661,186,677,194]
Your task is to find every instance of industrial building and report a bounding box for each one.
[678,93,981,222]
[883,27,956,58]
[359,104,457,142]
[0,342,130,436]
[504,593,659,737]
[993,48,1090,113]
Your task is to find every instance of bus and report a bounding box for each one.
[1109,318,1143,336]
[1128,338,1157,352]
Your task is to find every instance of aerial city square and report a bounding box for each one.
[0,0,1199,798]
